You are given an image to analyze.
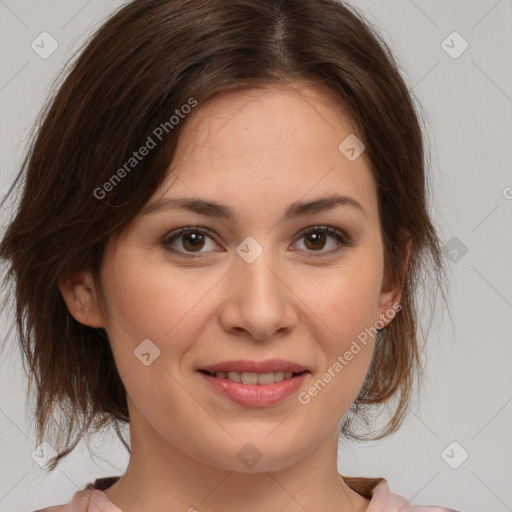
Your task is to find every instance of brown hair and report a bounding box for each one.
[0,0,448,470]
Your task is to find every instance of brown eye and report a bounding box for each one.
[293,226,354,257]
[303,230,328,251]
[181,232,206,252]
[162,227,220,258]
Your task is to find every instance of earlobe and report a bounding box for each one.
[58,269,105,328]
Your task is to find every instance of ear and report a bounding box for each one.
[376,238,412,328]
[58,269,105,328]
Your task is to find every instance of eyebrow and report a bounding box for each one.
[140,194,367,221]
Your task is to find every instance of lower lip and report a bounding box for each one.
[198,371,309,407]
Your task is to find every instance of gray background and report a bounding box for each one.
[0,1,511,511]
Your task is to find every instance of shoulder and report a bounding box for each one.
[32,486,92,512]
[32,482,121,512]
[369,480,461,511]
[341,474,462,512]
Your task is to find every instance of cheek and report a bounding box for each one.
[295,255,381,408]
[297,274,378,420]
[302,256,383,350]
[99,251,220,366]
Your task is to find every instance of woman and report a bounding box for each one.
[0,0,457,510]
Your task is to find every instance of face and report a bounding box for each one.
[86,83,401,472]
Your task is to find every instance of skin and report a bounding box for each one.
[59,82,407,512]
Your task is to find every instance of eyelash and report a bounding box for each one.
[161,225,355,259]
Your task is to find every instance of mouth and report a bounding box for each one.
[196,359,311,406]
[197,363,311,407]
[198,369,309,385]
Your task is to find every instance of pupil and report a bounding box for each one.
[183,233,204,251]
[305,232,325,250]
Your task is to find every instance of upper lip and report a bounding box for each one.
[199,359,310,374]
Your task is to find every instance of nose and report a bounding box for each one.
[218,244,298,341]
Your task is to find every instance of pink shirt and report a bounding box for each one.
[34,475,460,511]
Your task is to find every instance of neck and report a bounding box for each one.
[103,414,368,512]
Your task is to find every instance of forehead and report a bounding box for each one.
[148,83,378,225]
[174,83,355,161]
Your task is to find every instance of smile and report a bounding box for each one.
[197,369,310,407]
[199,369,306,385]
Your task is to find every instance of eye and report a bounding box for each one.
[161,227,221,258]
[161,225,354,259]
[291,226,354,257]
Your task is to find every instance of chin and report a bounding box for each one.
[186,434,306,473]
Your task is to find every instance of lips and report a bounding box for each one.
[197,359,311,406]
[198,369,309,407]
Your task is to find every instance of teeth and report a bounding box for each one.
[212,370,296,384]
[241,372,258,385]
[227,371,240,382]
